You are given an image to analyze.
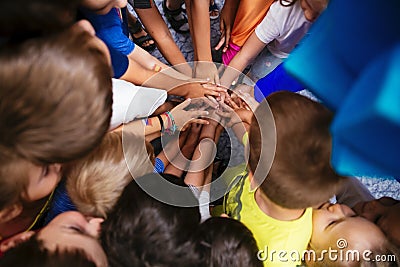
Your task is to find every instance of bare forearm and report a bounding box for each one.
[135,5,193,77]
[186,0,212,61]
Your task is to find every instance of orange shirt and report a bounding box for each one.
[230,0,275,47]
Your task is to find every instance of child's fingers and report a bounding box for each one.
[203,88,221,98]
[176,98,192,110]
[226,97,239,109]
[214,35,225,51]
[190,118,210,125]
[192,110,210,118]
[206,95,220,108]
[214,73,220,87]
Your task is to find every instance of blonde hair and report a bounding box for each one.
[66,131,154,218]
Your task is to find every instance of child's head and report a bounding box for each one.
[101,173,201,267]
[66,131,154,218]
[353,197,400,248]
[193,217,263,267]
[280,0,328,22]
[0,211,106,267]
[0,24,112,165]
[0,0,80,39]
[248,91,342,209]
[308,203,400,267]
[300,0,328,22]
[0,148,62,224]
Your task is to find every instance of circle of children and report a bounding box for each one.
[0,0,399,266]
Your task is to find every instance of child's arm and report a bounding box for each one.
[133,6,193,77]
[164,124,202,177]
[185,117,219,187]
[220,32,266,88]
[185,0,219,84]
[218,100,252,144]
[185,117,219,222]
[214,0,240,53]
[128,45,191,80]
[156,130,189,171]
[121,58,225,98]
[114,98,210,136]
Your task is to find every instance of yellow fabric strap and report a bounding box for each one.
[25,189,55,232]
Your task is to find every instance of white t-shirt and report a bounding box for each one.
[110,79,167,130]
[255,0,311,58]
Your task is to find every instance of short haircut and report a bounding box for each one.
[0,28,112,164]
[101,173,201,267]
[0,147,32,210]
[249,91,342,209]
[66,131,154,218]
[0,236,96,267]
[193,217,263,267]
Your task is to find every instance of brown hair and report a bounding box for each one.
[0,236,96,267]
[0,147,32,210]
[249,91,342,209]
[0,0,79,39]
[66,131,154,218]
[0,27,112,165]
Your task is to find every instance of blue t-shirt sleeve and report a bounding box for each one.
[153,157,165,173]
[254,63,305,102]
[108,46,129,78]
[82,7,135,55]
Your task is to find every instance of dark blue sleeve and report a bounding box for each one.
[82,7,135,55]
[108,45,129,78]
[254,63,305,102]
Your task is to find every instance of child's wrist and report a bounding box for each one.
[163,111,178,135]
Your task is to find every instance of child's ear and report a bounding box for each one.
[0,203,22,223]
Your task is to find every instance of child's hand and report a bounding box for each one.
[201,83,228,101]
[234,109,253,125]
[194,61,220,85]
[171,99,210,131]
[186,96,219,111]
[172,82,226,99]
[233,84,259,110]
[218,100,253,127]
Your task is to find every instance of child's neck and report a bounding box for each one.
[254,188,305,221]
[0,197,47,240]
